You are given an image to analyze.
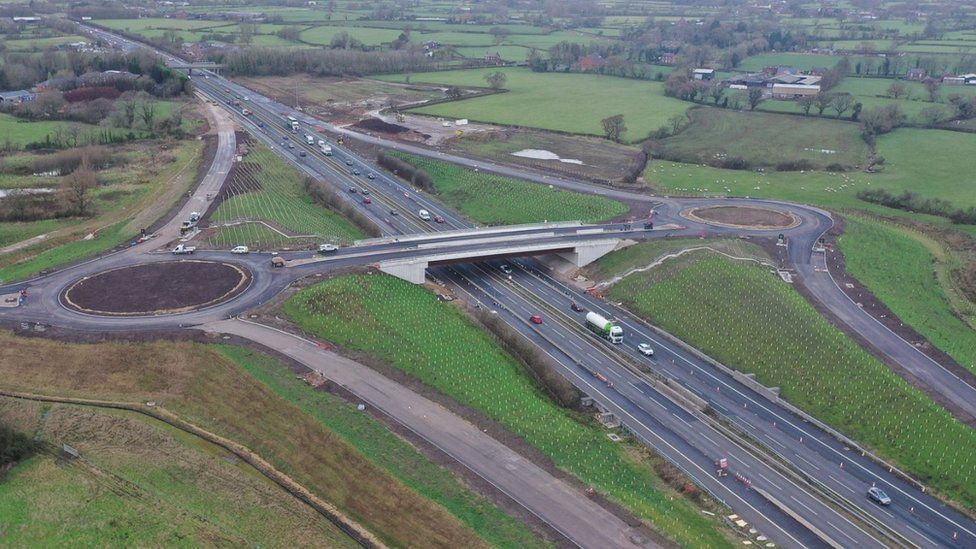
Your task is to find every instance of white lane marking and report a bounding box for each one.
[728,451,750,469]
[828,475,856,494]
[629,381,645,394]
[757,472,783,491]
[828,521,859,544]
[904,523,939,547]
[698,430,720,448]
[795,453,822,472]
[764,433,788,449]
[789,495,819,516]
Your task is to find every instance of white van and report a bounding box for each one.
[231,245,249,254]
[418,209,431,221]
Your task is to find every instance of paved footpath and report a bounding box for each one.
[203,318,658,549]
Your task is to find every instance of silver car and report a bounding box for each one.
[867,486,891,505]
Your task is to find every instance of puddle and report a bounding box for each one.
[511,149,584,165]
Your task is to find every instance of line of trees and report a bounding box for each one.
[376,152,433,192]
[857,188,976,225]
[303,177,382,238]
[217,47,437,77]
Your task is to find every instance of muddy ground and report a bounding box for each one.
[63,260,249,315]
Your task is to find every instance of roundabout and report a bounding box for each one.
[682,205,800,230]
[61,260,251,316]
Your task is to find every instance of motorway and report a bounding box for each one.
[10,23,974,548]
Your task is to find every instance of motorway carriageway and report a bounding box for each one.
[77,25,976,548]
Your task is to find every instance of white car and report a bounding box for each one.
[637,343,654,356]
[231,245,249,254]
[318,243,339,254]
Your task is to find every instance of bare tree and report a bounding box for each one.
[832,94,854,117]
[668,114,685,134]
[601,114,627,142]
[747,88,763,110]
[798,95,816,115]
[61,160,98,217]
[483,71,507,90]
[887,80,908,99]
[708,83,724,104]
[924,79,941,102]
[814,91,833,115]
[489,27,510,45]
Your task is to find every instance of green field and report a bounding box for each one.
[220,346,547,549]
[0,333,522,548]
[601,247,976,509]
[209,146,364,248]
[838,218,976,375]
[647,127,976,214]
[390,152,628,224]
[284,274,734,548]
[300,25,404,46]
[655,108,869,169]
[378,67,690,141]
[0,400,357,547]
[0,113,93,150]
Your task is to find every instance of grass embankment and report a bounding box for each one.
[284,274,735,548]
[0,139,204,283]
[654,108,869,170]
[601,248,976,510]
[838,217,976,374]
[0,399,358,547]
[209,146,364,248]
[377,67,690,141]
[389,152,628,224]
[0,333,533,548]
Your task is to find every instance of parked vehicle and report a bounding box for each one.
[585,311,623,343]
[637,343,654,356]
[231,245,249,254]
[418,209,431,221]
[318,243,339,254]
[868,487,891,506]
[171,244,196,255]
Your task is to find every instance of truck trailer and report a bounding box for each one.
[585,311,623,344]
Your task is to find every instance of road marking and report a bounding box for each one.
[698,430,720,448]
[794,453,822,471]
[629,381,645,394]
[728,451,750,469]
[789,495,819,516]
[904,523,938,547]
[756,472,783,491]
[650,398,668,410]
[827,520,859,544]
[764,433,788,449]
[671,412,690,424]
[828,475,856,494]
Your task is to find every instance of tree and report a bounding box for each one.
[483,71,507,90]
[123,98,137,128]
[239,22,257,45]
[489,27,510,45]
[918,105,949,126]
[887,80,908,99]
[601,114,627,142]
[851,101,863,121]
[139,100,156,132]
[832,94,854,117]
[948,94,976,119]
[668,114,685,134]
[814,91,833,115]
[747,88,763,110]
[708,83,724,104]
[924,79,941,102]
[61,161,98,217]
[860,104,904,138]
[798,94,816,115]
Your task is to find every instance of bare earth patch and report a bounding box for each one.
[62,260,249,316]
[685,205,799,229]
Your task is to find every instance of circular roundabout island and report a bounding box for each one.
[62,260,251,316]
[683,205,799,230]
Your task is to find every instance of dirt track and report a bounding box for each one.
[63,260,250,316]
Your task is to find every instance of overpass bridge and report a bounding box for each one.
[167,61,226,75]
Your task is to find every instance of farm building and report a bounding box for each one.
[659,52,676,65]
[907,68,926,81]
[771,84,821,99]
[0,90,35,105]
[693,68,715,81]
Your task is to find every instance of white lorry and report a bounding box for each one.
[418,209,431,221]
[585,311,623,344]
[318,140,332,155]
[305,134,315,145]
[171,244,196,255]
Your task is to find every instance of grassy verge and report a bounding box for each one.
[0,399,357,547]
[0,332,504,548]
[390,152,628,224]
[209,146,364,247]
[837,217,976,375]
[603,249,976,510]
[283,273,735,548]
[219,345,548,549]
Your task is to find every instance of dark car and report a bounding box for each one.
[390,209,399,216]
[257,122,264,128]
[299,151,307,157]
[348,187,358,193]
[571,302,584,312]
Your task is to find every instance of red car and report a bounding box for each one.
[363,196,372,204]
[530,315,543,325]
[434,215,445,223]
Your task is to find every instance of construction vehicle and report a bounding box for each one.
[271,256,286,268]
[585,311,623,344]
